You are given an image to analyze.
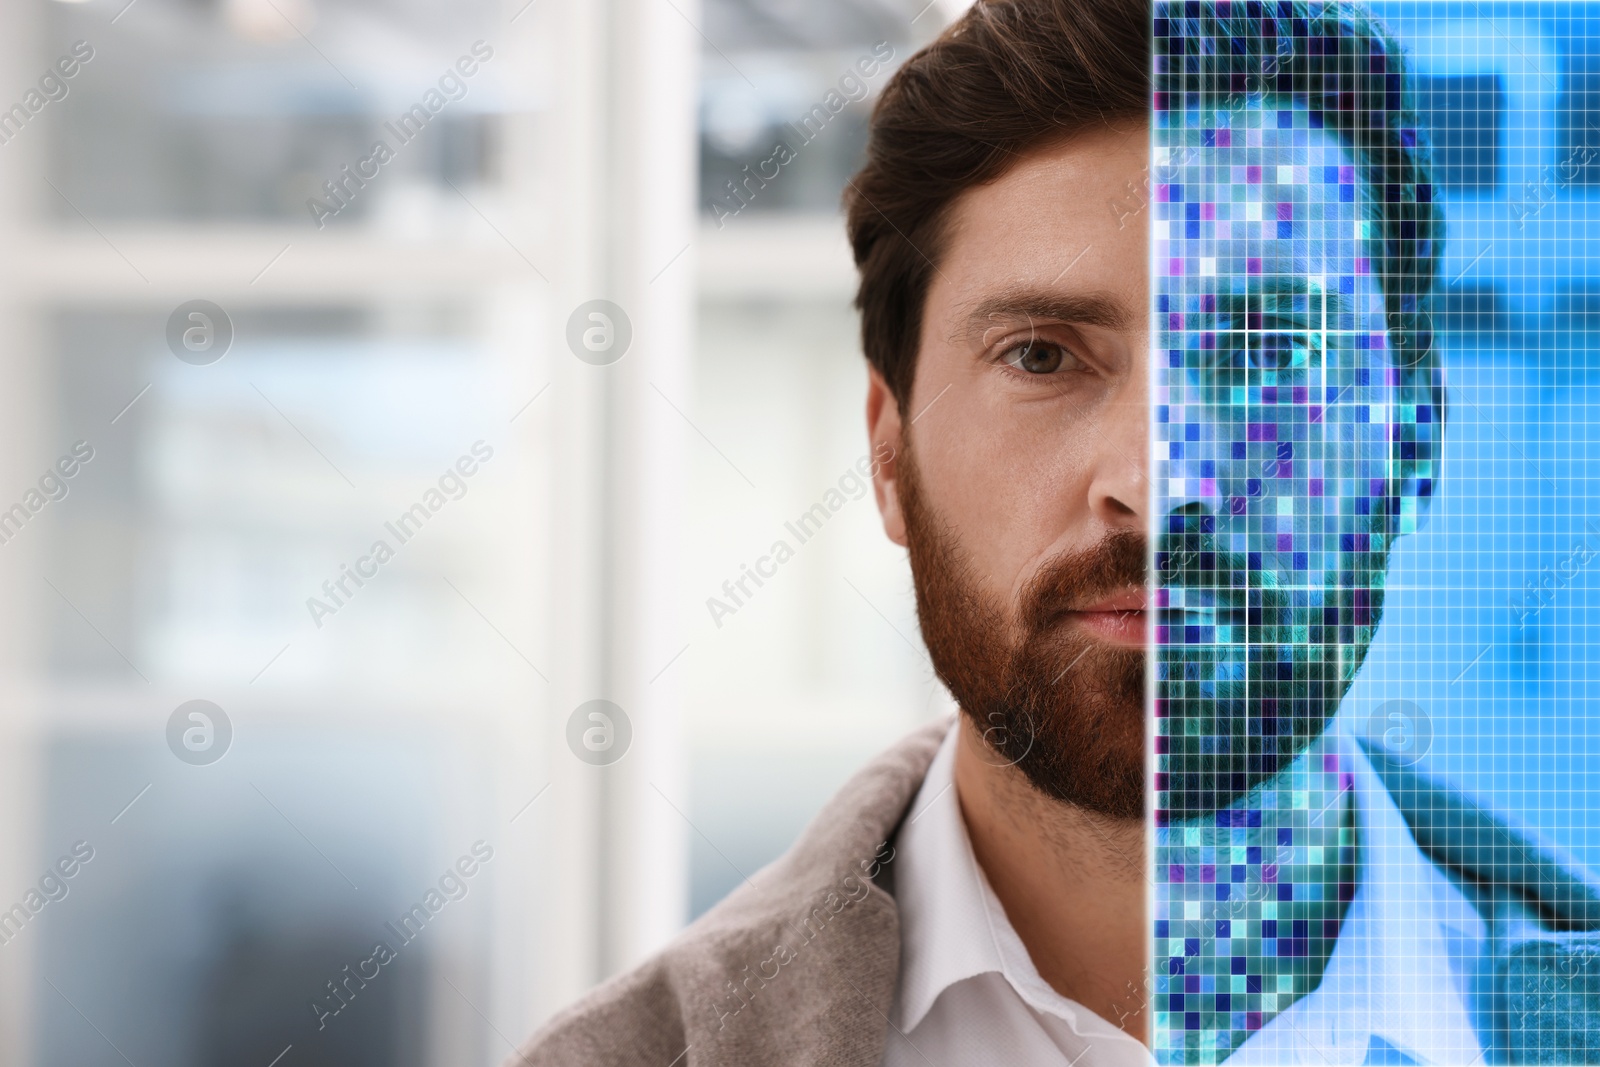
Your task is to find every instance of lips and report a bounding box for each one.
[1169,605,1218,626]
[1056,587,1149,647]
[1157,585,1246,629]
[1074,589,1148,614]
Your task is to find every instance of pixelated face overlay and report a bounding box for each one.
[1155,103,1400,824]
[1147,42,1452,1056]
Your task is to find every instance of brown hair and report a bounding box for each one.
[844,0,1150,412]
[846,0,1444,427]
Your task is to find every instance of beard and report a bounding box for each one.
[897,445,1385,825]
[897,446,1147,821]
[1154,508,1382,823]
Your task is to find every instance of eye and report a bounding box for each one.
[1000,339,1077,375]
[1215,331,1310,371]
[1250,332,1310,371]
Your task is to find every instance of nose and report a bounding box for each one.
[1084,369,1150,535]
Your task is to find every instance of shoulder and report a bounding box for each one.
[506,719,949,1067]
[1361,739,1600,1064]
[513,956,688,1066]
[1359,739,1600,933]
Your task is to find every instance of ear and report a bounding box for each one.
[1390,364,1444,536]
[865,365,907,547]
[1379,303,1444,536]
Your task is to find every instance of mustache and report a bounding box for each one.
[1155,513,1306,634]
[1155,512,1255,600]
[1018,528,1148,633]
[1006,508,1349,639]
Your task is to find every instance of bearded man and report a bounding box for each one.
[513,3,1600,1064]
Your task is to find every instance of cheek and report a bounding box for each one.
[1167,388,1395,566]
[914,397,1095,595]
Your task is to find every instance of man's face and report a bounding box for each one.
[867,125,1152,820]
[867,108,1402,821]
[1156,105,1398,821]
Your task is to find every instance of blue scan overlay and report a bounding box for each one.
[1148,2,1600,1062]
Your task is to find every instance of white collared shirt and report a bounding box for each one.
[881,722,1153,1067]
[1220,731,1485,1066]
[881,721,1486,1067]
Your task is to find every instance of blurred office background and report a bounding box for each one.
[1346,2,1600,882]
[0,0,961,1065]
[8,0,1600,1065]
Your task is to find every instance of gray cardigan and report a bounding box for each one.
[508,722,1600,1066]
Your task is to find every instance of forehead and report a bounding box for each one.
[1161,103,1377,304]
[944,124,1147,257]
[922,124,1148,335]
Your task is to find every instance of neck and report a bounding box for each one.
[952,713,1152,1043]
[1153,730,1357,1064]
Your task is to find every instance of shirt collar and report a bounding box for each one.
[1226,734,1486,1066]
[894,721,1487,1065]
[892,719,1143,1052]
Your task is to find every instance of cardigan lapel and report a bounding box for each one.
[513,719,948,1067]
[669,719,948,1066]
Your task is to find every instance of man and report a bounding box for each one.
[514,2,1600,1064]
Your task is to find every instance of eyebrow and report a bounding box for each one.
[961,285,1134,341]
[1208,280,1353,320]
